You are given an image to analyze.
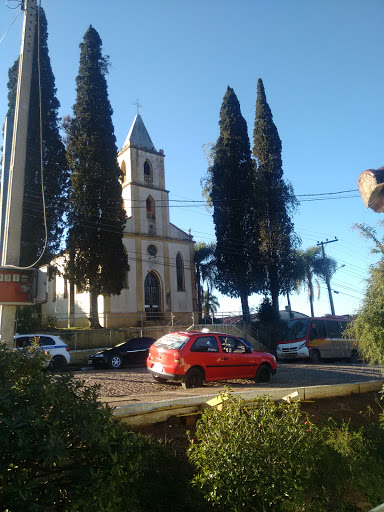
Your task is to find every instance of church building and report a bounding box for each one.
[41,115,197,328]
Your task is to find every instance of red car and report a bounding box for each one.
[147,331,277,389]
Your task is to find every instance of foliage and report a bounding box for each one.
[65,26,128,327]
[345,222,384,364]
[200,142,215,208]
[209,86,261,322]
[0,343,198,512]
[188,393,383,511]
[194,242,216,318]
[253,79,300,319]
[202,289,220,318]
[15,305,41,333]
[44,313,58,329]
[6,8,69,266]
[295,246,337,317]
[256,296,275,323]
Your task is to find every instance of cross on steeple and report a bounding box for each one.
[133,98,143,115]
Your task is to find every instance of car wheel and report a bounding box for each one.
[50,355,67,372]
[311,350,321,364]
[254,364,271,383]
[182,367,204,389]
[108,355,123,369]
[153,376,168,384]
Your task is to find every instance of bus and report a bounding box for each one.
[276,316,358,363]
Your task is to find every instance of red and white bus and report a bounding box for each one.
[276,316,358,363]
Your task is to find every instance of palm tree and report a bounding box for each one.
[202,289,220,321]
[194,242,216,319]
[296,246,337,317]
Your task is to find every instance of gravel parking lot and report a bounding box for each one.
[72,362,383,402]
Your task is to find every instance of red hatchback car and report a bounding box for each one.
[147,331,277,389]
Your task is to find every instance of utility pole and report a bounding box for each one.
[317,238,338,316]
[0,0,36,344]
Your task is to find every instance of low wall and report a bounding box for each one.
[112,380,384,428]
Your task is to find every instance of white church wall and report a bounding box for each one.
[168,242,193,312]
[109,237,138,314]
[138,186,164,236]
[136,150,161,188]
[122,184,133,219]
[43,272,67,320]
[169,223,190,241]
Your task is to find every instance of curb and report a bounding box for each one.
[112,379,383,427]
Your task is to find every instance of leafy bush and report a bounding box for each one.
[0,343,195,512]
[44,313,58,329]
[15,305,41,333]
[188,393,384,511]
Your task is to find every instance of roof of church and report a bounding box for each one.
[123,114,156,151]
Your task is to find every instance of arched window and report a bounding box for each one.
[146,196,155,219]
[144,160,152,183]
[145,272,160,315]
[176,252,185,291]
[121,160,126,182]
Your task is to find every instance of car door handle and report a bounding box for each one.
[221,357,228,360]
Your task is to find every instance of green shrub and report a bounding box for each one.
[188,393,384,512]
[0,343,194,512]
[44,313,58,329]
[15,305,41,334]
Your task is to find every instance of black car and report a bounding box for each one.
[88,337,155,369]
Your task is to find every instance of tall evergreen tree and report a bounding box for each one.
[210,87,260,323]
[5,8,68,266]
[66,26,127,328]
[253,79,300,319]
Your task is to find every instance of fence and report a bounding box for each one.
[27,311,272,351]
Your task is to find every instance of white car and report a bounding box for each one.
[14,334,70,371]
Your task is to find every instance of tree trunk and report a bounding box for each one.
[286,293,293,319]
[308,278,315,317]
[89,288,102,329]
[270,266,280,321]
[196,268,203,322]
[240,293,250,324]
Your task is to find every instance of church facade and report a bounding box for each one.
[41,115,197,328]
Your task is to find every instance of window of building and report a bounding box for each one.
[146,196,155,219]
[64,278,67,299]
[176,252,185,291]
[144,160,152,183]
[121,160,126,182]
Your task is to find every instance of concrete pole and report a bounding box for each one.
[0,0,36,345]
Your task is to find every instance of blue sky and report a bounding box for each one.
[1,0,383,317]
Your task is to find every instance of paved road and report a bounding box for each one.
[73,362,383,405]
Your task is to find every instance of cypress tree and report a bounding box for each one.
[66,26,127,328]
[253,79,300,319]
[5,8,68,266]
[210,86,260,322]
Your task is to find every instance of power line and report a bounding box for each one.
[0,6,21,44]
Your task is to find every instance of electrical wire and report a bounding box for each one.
[0,5,22,43]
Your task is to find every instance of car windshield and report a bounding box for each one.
[281,318,310,341]
[154,333,190,350]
